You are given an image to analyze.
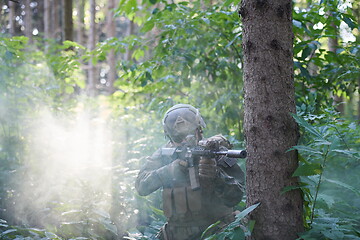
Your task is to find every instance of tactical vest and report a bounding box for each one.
[162,177,234,227]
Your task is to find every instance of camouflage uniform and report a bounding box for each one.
[135,135,245,240]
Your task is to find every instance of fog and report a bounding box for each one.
[0,96,153,238]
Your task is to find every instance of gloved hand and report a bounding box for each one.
[199,134,232,150]
[199,157,218,179]
[156,159,188,184]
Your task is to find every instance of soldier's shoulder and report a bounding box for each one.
[149,142,173,160]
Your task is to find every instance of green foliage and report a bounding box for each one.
[289,111,360,239]
[202,203,259,240]
[114,0,245,138]
[0,36,135,239]
[1,0,360,239]
[293,0,360,111]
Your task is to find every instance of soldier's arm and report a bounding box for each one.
[135,149,165,196]
[201,135,245,206]
[135,148,185,196]
[214,160,245,207]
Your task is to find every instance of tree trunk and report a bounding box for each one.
[36,0,45,34]
[62,0,73,41]
[87,0,97,96]
[9,1,16,36]
[106,0,117,94]
[76,0,85,46]
[53,0,61,40]
[44,0,51,40]
[25,0,33,43]
[125,20,135,61]
[240,0,304,239]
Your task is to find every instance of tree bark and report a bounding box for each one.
[76,0,85,46]
[36,0,45,34]
[25,0,33,43]
[87,0,97,96]
[106,0,117,94]
[9,1,16,36]
[62,0,73,41]
[240,0,304,239]
[44,0,52,40]
[125,20,135,61]
[53,0,61,40]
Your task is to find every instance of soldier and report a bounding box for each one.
[135,104,245,240]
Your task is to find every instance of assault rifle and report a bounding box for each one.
[161,146,247,190]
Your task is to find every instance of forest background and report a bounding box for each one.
[0,0,359,239]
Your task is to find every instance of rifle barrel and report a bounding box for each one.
[216,150,247,158]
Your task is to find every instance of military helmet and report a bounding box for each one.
[162,104,206,143]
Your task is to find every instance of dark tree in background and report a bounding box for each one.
[240,0,304,239]
[63,0,73,41]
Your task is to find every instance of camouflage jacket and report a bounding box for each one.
[135,135,245,229]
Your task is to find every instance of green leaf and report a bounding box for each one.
[235,202,261,220]
[291,114,324,139]
[324,178,360,196]
[313,139,332,146]
[141,18,155,32]
[0,218,8,228]
[301,46,312,59]
[45,231,61,239]
[342,16,356,30]
[231,227,246,240]
[292,163,322,177]
[124,0,137,15]
[0,229,17,237]
[63,40,85,50]
[65,85,74,94]
[331,149,360,160]
[150,206,164,216]
[289,145,323,156]
[132,48,144,61]
[201,221,221,239]
[317,193,335,208]
[222,0,235,8]
[281,182,309,194]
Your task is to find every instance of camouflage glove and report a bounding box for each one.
[156,159,188,184]
[199,134,233,150]
[199,157,218,179]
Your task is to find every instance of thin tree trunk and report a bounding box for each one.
[240,0,303,239]
[53,0,61,40]
[106,0,117,94]
[87,0,97,96]
[37,0,45,33]
[125,20,135,61]
[44,0,51,40]
[76,0,85,46]
[25,0,33,43]
[62,0,73,41]
[9,1,16,36]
